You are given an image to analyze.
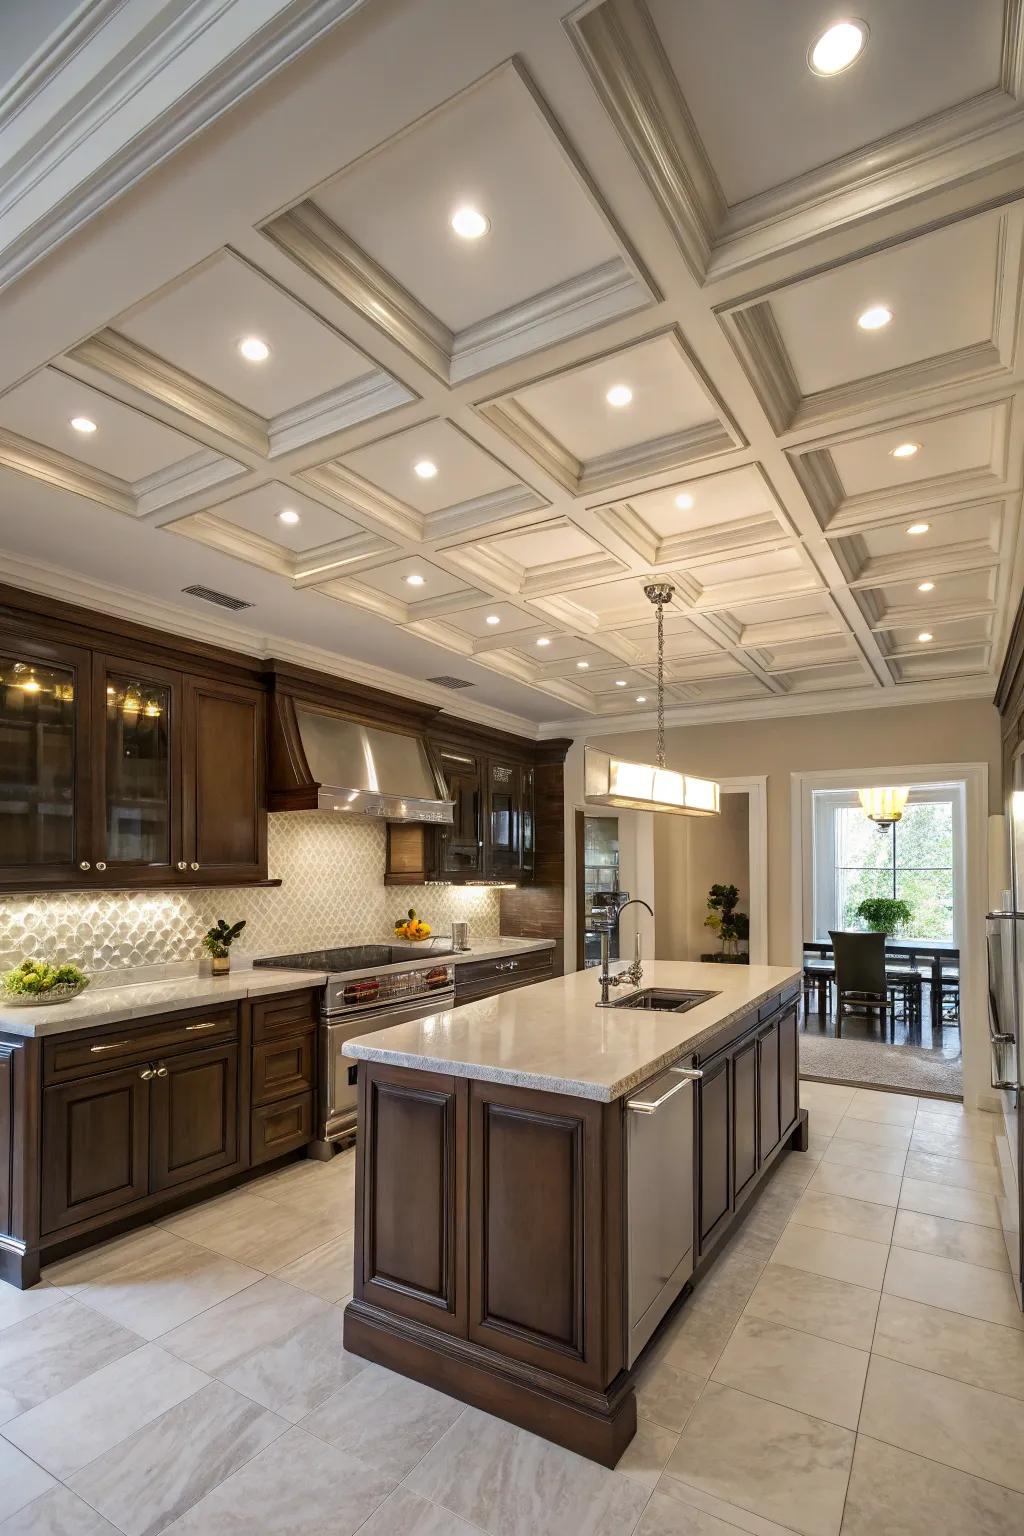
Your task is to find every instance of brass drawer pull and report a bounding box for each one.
[155,1064,168,1078]
[185,1021,217,1032]
[90,1040,133,1054]
[140,1066,156,1080]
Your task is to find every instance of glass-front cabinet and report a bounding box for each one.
[94,657,181,880]
[487,756,521,878]
[0,635,92,887]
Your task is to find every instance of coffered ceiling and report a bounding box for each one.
[1,0,1023,735]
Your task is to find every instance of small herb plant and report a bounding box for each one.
[855,897,913,936]
[703,884,750,950]
[2,959,88,996]
[202,918,246,959]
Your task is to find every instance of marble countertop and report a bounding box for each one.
[343,960,801,1102]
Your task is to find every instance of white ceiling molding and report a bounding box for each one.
[0,0,371,293]
[567,0,1024,283]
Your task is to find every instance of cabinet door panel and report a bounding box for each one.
[779,1005,799,1133]
[0,632,92,888]
[150,1043,240,1192]
[183,679,266,881]
[42,1068,149,1233]
[485,756,520,877]
[93,656,182,880]
[758,1022,781,1161]
[435,746,482,877]
[698,1055,731,1250]
[732,1039,758,1199]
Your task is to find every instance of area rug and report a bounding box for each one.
[799,1032,963,1097]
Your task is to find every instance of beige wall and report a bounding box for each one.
[594,698,1000,965]
[654,793,750,960]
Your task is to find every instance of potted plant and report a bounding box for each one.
[202,918,246,975]
[855,897,913,937]
[703,883,750,961]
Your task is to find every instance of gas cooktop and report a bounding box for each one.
[254,944,455,974]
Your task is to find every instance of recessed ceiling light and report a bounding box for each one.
[857,304,892,331]
[278,509,300,525]
[615,679,627,687]
[917,632,933,643]
[413,459,438,480]
[891,441,920,459]
[606,384,633,408]
[635,695,647,703]
[238,336,270,362]
[405,573,426,587]
[450,206,489,240]
[918,581,935,593]
[674,491,695,510]
[69,416,97,433]
[485,614,501,625]
[906,522,930,536]
[808,19,868,76]
[576,661,589,670]
[536,637,551,647]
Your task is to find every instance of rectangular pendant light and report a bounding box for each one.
[584,747,720,817]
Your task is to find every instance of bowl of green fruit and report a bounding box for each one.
[1,959,90,1006]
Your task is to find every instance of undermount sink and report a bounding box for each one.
[604,987,720,1013]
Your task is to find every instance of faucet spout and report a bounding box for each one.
[598,898,654,1004]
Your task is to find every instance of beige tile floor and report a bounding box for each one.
[0,1082,1022,1534]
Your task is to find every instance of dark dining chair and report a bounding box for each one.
[829,929,889,1039]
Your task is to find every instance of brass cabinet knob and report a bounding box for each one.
[79,861,91,871]
[140,1067,156,1081]
[176,861,187,871]
[190,862,200,871]
[155,1064,168,1078]
[95,861,107,871]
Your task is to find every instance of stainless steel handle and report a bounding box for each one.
[627,1075,696,1115]
[155,1064,168,1078]
[991,1031,1015,1044]
[190,862,200,871]
[140,1067,156,1080]
[91,1040,133,1054]
[79,861,91,871]
[95,861,107,871]
[176,861,187,871]
[185,1021,217,1032]
[670,1066,704,1080]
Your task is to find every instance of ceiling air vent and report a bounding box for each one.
[427,675,475,690]
[181,584,254,612]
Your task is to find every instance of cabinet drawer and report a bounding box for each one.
[44,1007,239,1084]
[253,1034,316,1107]
[252,990,319,1042]
[456,948,552,997]
[251,1091,314,1165]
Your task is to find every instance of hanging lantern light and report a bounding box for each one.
[858,787,909,829]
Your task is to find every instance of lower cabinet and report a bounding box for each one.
[698,1055,731,1249]
[453,946,554,1004]
[42,1066,151,1234]
[150,1042,240,1193]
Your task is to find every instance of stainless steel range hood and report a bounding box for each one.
[281,704,453,823]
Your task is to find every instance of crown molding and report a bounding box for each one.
[0,427,135,516]
[267,371,416,457]
[0,0,371,294]
[133,449,246,517]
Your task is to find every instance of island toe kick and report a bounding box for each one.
[342,972,805,1466]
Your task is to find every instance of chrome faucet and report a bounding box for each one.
[598,898,654,1005]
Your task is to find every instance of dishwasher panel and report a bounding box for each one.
[626,1066,697,1366]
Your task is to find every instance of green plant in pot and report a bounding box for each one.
[704,883,750,958]
[202,918,246,975]
[855,897,913,937]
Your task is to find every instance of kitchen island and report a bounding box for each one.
[342,960,805,1466]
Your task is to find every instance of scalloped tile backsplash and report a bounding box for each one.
[0,814,500,973]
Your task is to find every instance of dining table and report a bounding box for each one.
[802,937,959,1032]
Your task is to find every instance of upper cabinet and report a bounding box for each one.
[0,610,268,893]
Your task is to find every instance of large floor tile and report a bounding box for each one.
[356,1489,483,1536]
[65,1234,262,1340]
[744,1264,879,1350]
[910,1124,999,1165]
[157,1190,335,1271]
[843,1096,918,1126]
[406,1405,647,1536]
[0,1300,140,1424]
[831,1119,911,1150]
[872,1292,1024,1400]
[711,1315,868,1430]
[214,1309,362,1424]
[799,1082,856,1111]
[68,1380,285,1536]
[1,1343,208,1479]
[791,1190,896,1244]
[771,1225,889,1290]
[914,1105,1001,1135]
[634,1352,704,1433]
[0,1285,63,1334]
[272,1232,354,1304]
[43,1228,181,1293]
[639,1476,793,1535]
[301,1361,463,1479]
[891,1208,1010,1271]
[898,1176,1002,1229]
[841,1434,1024,1536]
[615,1416,679,1495]
[904,1148,1004,1193]
[254,1173,355,1231]
[0,1439,55,1524]
[883,1243,1024,1330]
[804,1163,901,1209]
[159,1277,328,1376]
[859,1354,1024,1494]
[666,1381,854,1536]
[159,1425,394,1535]
[821,1139,907,1176]
[0,1485,122,1534]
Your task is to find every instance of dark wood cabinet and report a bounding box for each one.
[92,655,182,883]
[779,1004,798,1132]
[697,1054,731,1248]
[42,1066,150,1235]
[485,756,521,878]
[150,1042,241,1193]
[732,1037,758,1198]
[454,946,554,1004]
[757,1020,781,1160]
[436,744,484,878]
[183,678,266,883]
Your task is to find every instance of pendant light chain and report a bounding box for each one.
[643,581,674,771]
